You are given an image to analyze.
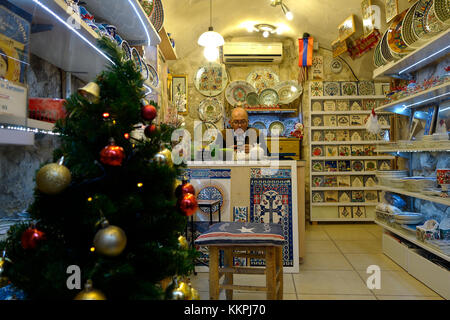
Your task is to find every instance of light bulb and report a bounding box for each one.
[286,11,293,20]
[204,46,219,61]
[263,30,269,38]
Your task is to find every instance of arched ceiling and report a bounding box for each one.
[162,0,392,58]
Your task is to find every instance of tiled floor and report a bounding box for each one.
[190,223,445,300]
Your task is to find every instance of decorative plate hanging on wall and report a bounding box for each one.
[150,0,164,32]
[274,81,303,104]
[197,97,223,123]
[194,62,229,97]
[246,68,280,94]
[225,81,255,106]
[330,58,343,74]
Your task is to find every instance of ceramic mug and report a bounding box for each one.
[436,169,450,185]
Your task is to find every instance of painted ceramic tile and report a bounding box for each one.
[363,99,377,110]
[338,115,350,126]
[365,160,377,171]
[378,115,389,126]
[312,130,324,141]
[338,176,351,187]
[323,81,341,96]
[324,115,337,126]
[310,81,323,96]
[323,176,338,187]
[312,146,324,157]
[323,100,336,111]
[352,161,364,172]
[364,132,378,140]
[358,80,375,95]
[336,130,350,141]
[351,131,362,141]
[337,100,350,111]
[339,206,352,218]
[312,176,324,187]
[364,176,377,187]
[351,145,364,156]
[325,145,338,157]
[233,206,248,222]
[325,161,338,172]
[312,56,324,80]
[385,0,398,23]
[378,160,391,171]
[338,160,351,171]
[351,190,365,202]
[340,81,358,96]
[352,206,366,218]
[350,100,362,111]
[312,115,323,126]
[250,170,293,267]
[351,176,364,187]
[312,161,324,172]
[350,115,364,126]
[364,190,379,202]
[324,190,339,202]
[363,145,376,156]
[339,145,351,156]
[324,130,337,142]
[312,101,323,111]
[312,192,324,203]
[339,191,351,202]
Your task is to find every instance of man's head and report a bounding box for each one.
[230,107,249,132]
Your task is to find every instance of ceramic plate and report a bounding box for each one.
[312,161,323,171]
[402,1,425,48]
[380,29,395,62]
[434,0,450,24]
[269,121,285,136]
[425,2,447,34]
[323,82,340,96]
[413,0,436,40]
[139,0,154,16]
[387,10,412,55]
[147,64,159,87]
[140,60,149,80]
[246,92,260,106]
[131,47,142,72]
[150,0,164,32]
[252,121,266,131]
[274,81,303,104]
[358,81,375,95]
[225,81,255,106]
[340,82,358,96]
[312,146,323,157]
[120,40,132,61]
[194,63,228,97]
[330,58,343,73]
[198,97,223,123]
[259,88,279,106]
[246,69,279,93]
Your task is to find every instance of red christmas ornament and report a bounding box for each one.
[100,138,125,166]
[181,183,195,196]
[144,124,156,137]
[141,105,157,121]
[179,193,198,217]
[21,227,45,249]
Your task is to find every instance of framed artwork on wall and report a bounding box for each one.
[331,38,348,58]
[361,0,375,37]
[171,74,188,115]
[338,15,356,41]
[423,106,438,135]
[385,0,398,23]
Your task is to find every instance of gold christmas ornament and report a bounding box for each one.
[36,157,71,195]
[78,82,100,103]
[74,280,106,300]
[171,289,185,300]
[191,287,200,300]
[93,220,127,257]
[178,235,188,249]
[177,282,191,300]
[159,148,173,167]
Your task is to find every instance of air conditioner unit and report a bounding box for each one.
[222,42,283,65]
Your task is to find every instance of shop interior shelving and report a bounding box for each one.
[247,109,298,114]
[376,185,450,207]
[373,28,450,79]
[158,27,178,60]
[0,127,34,146]
[309,94,391,221]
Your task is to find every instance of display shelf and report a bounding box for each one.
[311,171,377,176]
[311,95,386,100]
[312,202,377,206]
[312,156,395,160]
[313,218,374,222]
[375,219,450,262]
[157,27,177,60]
[376,145,450,153]
[311,111,392,115]
[311,125,390,130]
[376,185,450,206]
[373,29,450,79]
[247,109,298,114]
[375,82,450,115]
[311,187,379,191]
[311,140,388,145]
[27,119,55,131]
[83,0,161,46]
[0,128,34,146]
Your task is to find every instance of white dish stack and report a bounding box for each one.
[376,170,408,187]
[393,212,424,225]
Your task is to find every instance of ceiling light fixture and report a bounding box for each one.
[198,0,224,48]
[251,24,278,37]
[270,0,293,20]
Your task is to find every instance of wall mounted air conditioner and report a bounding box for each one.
[222,42,283,65]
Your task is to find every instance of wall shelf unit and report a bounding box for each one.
[377,185,450,207]
[158,27,177,60]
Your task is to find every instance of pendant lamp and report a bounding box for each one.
[197,0,224,47]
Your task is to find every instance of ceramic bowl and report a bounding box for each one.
[387,10,412,55]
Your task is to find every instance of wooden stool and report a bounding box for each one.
[194,222,285,300]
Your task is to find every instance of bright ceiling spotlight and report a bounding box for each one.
[198,0,224,47]
[254,24,278,37]
[270,0,293,21]
[263,30,269,38]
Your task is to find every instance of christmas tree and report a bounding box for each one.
[0,37,198,300]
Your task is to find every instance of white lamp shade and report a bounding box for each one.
[204,46,219,61]
[198,30,224,47]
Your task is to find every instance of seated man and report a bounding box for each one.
[218,107,270,157]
